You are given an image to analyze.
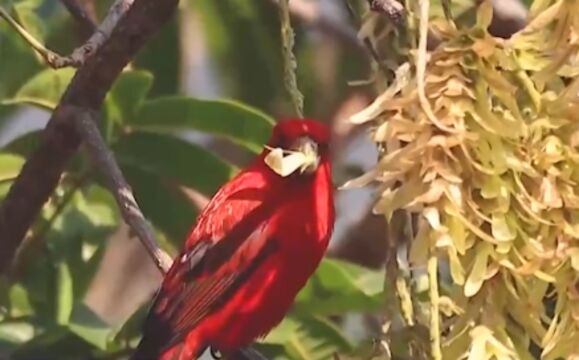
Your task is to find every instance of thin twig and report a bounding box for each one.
[397,211,416,325]
[427,253,441,360]
[278,0,304,117]
[0,7,64,65]
[60,0,135,68]
[416,0,456,133]
[383,213,398,328]
[70,107,172,273]
[0,0,133,68]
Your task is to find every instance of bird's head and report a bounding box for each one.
[263,119,330,178]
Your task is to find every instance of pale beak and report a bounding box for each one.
[290,136,320,174]
[264,136,320,177]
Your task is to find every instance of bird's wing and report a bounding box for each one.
[140,218,278,354]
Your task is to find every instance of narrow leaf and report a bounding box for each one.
[2,68,75,110]
[133,96,274,153]
[114,131,236,196]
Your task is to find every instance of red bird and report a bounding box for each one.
[132,119,334,360]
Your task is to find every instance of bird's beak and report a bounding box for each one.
[290,136,320,174]
[264,136,320,177]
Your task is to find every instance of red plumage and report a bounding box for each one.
[132,119,335,360]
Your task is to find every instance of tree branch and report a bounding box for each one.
[0,0,179,274]
[367,0,405,25]
[60,0,98,33]
[0,6,63,65]
[71,108,172,273]
[0,0,135,68]
[57,0,135,68]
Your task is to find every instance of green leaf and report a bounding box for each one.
[0,321,35,351]
[105,70,154,124]
[43,185,117,301]
[0,2,42,100]
[114,131,236,196]
[2,68,75,110]
[18,253,55,320]
[0,152,24,199]
[262,316,353,360]
[13,0,45,45]
[65,185,117,298]
[122,164,198,245]
[133,96,274,153]
[114,302,150,344]
[293,258,384,316]
[1,130,41,156]
[47,189,117,255]
[74,185,119,229]
[67,303,112,351]
[8,283,34,317]
[2,131,84,175]
[0,153,24,181]
[133,16,179,96]
[9,326,93,360]
[55,261,73,325]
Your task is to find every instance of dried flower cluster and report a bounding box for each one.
[348,1,579,358]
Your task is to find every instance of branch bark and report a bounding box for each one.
[0,0,179,274]
[60,0,98,34]
[367,0,405,25]
[58,0,135,68]
[72,108,172,272]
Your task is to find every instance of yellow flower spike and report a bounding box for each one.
[343,2,579,356]
[491,213,517,242]
[468,326,517,360]
[447,246,466,285]
[568,248,579,271]
[465,243,492,297]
